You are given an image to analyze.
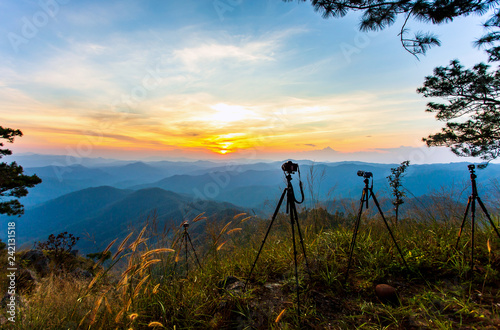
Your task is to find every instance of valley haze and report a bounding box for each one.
[2,153,499,254]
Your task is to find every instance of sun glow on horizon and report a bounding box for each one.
[209,103,262,125]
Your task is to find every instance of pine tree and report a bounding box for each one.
[0,126,42,216]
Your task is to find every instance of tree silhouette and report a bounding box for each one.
[419,61,500,161]
[0,126,42,216]
[387,160,410,224]
[284,0,498,56]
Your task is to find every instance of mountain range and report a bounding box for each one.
[16,186,243,253]
[3,154,500,254]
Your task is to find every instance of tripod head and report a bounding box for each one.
[468,164,477,178]
[357,170,374,208]
[281,160,304,205]
[182,220,189,228]
[282,160,299,174]
[357,170,374,189]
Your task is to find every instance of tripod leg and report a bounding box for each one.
[344,188,367,285]
[456,197,472,249]
[289,199,302,319]
[371,191,410,272]
[470,197,476,274]
[186,232,203,270]
[185,232,189,276]
[290,200,312,279]
[476,197,500,241]
[245,188,287,288]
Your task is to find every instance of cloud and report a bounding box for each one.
[172,41,275,72]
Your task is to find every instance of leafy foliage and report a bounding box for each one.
[418,61,500,161]
[35,232,80,255]
[0,126,42,216]
[285,0,499,56]
[387,160,410,223]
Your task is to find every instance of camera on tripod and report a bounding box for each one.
[282,160,299,174]
[182,220,189,228]
[357,170,373,178]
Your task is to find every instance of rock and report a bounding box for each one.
[217,276,245,293]
[21,250,50,276]
[375,284,398,303]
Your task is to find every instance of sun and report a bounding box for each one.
[210,103,256,124]
[203,134,248,155]
[217,141,233,154]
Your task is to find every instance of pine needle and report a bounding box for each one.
[113,231,135,260]
[148,321,164,328]
[102,238,118,255]
[227,228,242,235]
[90,294,104,325]
[217,241,227,251]
[219,221,232,235]
[94,238,118,269]
[115,308,124,323]
[104,296,112,315]
[133,274,150,298]
[136,259,161,274]
[233,212,247,219]
[192,212,207,222]
[141,248,174,259]
[240,216,252,223]
[78,310,91,328]
[275,308,286,323]
[130,226,148,252]
[152,283,160,294]
[87,271,103,289]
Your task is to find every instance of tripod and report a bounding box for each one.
[344,172,409,284]
[456,165,500,275]
[173,221,202,277]
[246,164,311,319]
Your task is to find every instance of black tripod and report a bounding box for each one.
[344,171,409,284]
[173,221,202,277]
[246,162,311,318]
[456,164,500,275]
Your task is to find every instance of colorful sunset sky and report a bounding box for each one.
[0,0,493,163]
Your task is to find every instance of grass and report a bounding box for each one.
[2,208,500,329]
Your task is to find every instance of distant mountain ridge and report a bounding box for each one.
[8,155,500,255]
[14,186,243,253]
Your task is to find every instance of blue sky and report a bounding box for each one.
[0,0,493,163]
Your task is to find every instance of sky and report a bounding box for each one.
[0,0,495,163]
